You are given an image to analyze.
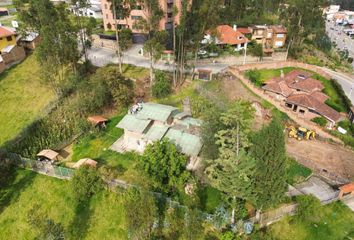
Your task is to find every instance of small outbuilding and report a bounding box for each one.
[88,116,108,127]
[73,158,98,169]
[20,32,41,50]
[196,69,213,81]
[0,8,9,17]
[37,149,59,162]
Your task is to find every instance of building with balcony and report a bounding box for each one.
[101,0,191,43]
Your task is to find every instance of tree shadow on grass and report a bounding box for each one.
[68,199,94,240]
[0,170,37,215]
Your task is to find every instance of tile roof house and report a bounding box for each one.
[262,70,341,127]
[202,25,249,51]
[111,103,203,170]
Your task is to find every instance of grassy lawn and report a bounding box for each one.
[122,64,150,80]
[312,74,350,113]
[268,201,354,240]
[246,67,295,86]
[0,169,127,239]
[71,113,141,182]
[0,54,55,147]
[286,158,312,185]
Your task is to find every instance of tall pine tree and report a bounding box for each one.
[251,118,287,211]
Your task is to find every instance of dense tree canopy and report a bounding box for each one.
[140,140,190,194]
[250,118,288,209]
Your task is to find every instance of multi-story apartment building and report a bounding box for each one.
[101,0,189,42]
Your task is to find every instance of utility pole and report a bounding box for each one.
[243,43,247,65]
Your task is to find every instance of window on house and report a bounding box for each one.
[89,12,93,16]
[241,43,245,47]
[6,36,12,41]
[299,109,305,114]
[277,33,285,38]
[285,103,293,108]
[131,15,142,20]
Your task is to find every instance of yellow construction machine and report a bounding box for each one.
[287,126,316,140]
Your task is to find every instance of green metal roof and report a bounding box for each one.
[144,124,169,141]
[164,129,202,157]
[178,117,203,127]
[136,103,178,122]
[116,115,151,133]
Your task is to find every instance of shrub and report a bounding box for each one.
[295,195,323,222]
[91,66,134,107]
[246,70,262,86]
[152,71,171,98]
[311,117,327,127]
[71,166,103,202]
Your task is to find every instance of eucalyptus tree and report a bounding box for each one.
[15,0,79,96]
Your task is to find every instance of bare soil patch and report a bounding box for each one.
[286,138,354,180]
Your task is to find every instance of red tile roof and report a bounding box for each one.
[88,116,108,125]
[0,26,15,38]
[262,77,293,97]
[286,94,341,122]
[237,27,252,35]
[339,183,354,193]
[312,91,329,103]
[214,25,249,45]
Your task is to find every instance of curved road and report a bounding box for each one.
[321,67,354,105]
[87,46,354,104]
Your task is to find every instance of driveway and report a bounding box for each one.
[295,176,339,202]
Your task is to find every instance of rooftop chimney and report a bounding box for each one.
[233,24,237,31]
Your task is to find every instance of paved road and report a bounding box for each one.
[88,46,229,73]
[321,67,354,104]
[326,21,354,69]
[88,46,354,104]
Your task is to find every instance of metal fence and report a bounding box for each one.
[7,152,75,180]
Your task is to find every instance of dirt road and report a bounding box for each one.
[286,138,354,180]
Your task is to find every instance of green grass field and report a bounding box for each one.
[268,201,354,240]
[286,158,312,185]
[0,169,127,240]
[0,55,55,147]
[71,114,141,182]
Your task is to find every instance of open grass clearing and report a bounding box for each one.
[0,169,127,240]
[267,201,354,240]
[0,54,55,147]
[71,113,141,182]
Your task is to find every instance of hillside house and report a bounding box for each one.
[111,102,203,170]
[250,25,287,54]
[202,25,249,51]
[262,70,341,128]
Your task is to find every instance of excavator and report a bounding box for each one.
[287,126,316,140]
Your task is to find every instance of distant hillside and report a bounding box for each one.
[331,0,354,11]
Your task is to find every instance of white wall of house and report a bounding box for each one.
[235,42,247,51]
